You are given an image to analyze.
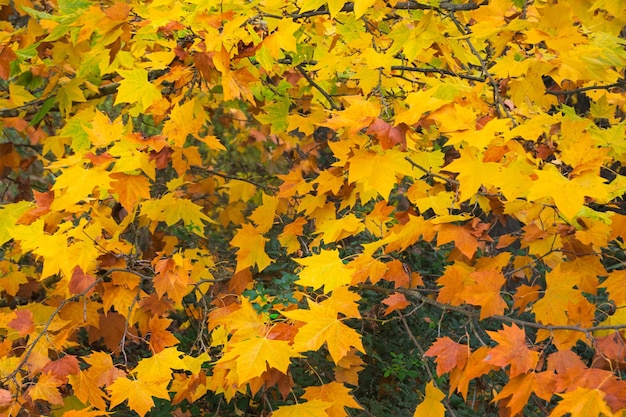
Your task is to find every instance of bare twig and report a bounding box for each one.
[391,65,485,82]
[296,64,341,110]
[0,277,102,384]
[358,284,626,334]
[397,311,459,417]
[445,12,518,126]
[544,80,626,96]
[405,156,459,186]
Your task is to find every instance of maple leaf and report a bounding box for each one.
[282,300,365,364]
[382,293,411,316]
[218,336,302,385]
[462,269,507,319]
[147,316,180,353]
[424,337,469,376]
[315,214,365,244]
[334,348,365,386]
[230,224,272,272]
[295,249,355,293]
[324,96,380,134]
[412,381,445,417]
[114,67,163,112]
[8,309,34,337]
[108,376,169,417]
[27,372,64,405]
[68,370,109,410]
[493,372,555,416]
[302,382,363,417]
[209,297,268,342]
[279,217,307,254]
[69,266,96,296]
[321,285,362,318]
[436,223,481,260]
[348,147,413,199]
[272,399,333,417]
[0,389,12,408]
[110,173,151,211]
[449,346,499,399]
[141,192,214,236]
[485,324,540,377]
[41,355,80,381]
[550,387,614,417]
[249,193,279,233]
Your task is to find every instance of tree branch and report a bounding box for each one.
[544,80,626,96]
[390,65,485,82]
[0,277,102,385]
[296,64,341,110]
[405,156,459,186]
[397,311,459,417]
[358,284,626,334]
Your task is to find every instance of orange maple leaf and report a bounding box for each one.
[461,269,507,319]
[424,337,469,376]
[493,372,555,416]
[485,324,539,377]
[148,316,180,353]
[382,293,411,316]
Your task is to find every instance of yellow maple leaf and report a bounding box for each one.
[302,382,363,417]
[114,67,162,112]
[550,387,613,417]
[412,381,445,417]
[162,99,206,147]
[140,192,214,235]
[348,147,413,199]
[295,249,355,293]
[50,164,112,211]
[282,300,365,364]
[230,224,272,272]
[278,217,307,254]
[209,298,267,342]
[249,193,279,233]
[108,376,169,417]
[27,372,64,405]
[218,336,302,385]
[272,399,333,417]
[315,214,365,244]
[324,96,380,134]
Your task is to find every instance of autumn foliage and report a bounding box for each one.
[1,0,626,415]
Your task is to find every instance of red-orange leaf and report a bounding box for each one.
[485,324,539,377]
[424,337,469,376]
[382,293,411,316]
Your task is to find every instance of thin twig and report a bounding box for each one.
[405,156,459,186]
[544,80,626,96]
[0,278,102,384]
[445,11,517,126]
[358,284,626,334]
[397,311,459,417]
[391,65,485,82]
[296,64,341,110]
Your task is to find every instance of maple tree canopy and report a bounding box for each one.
[1,0,626,416]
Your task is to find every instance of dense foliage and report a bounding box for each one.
[1,0,626,415]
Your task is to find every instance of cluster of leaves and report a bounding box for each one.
[1,0,626,415]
